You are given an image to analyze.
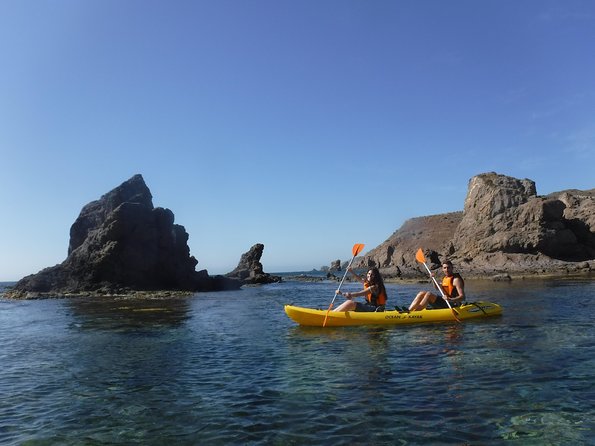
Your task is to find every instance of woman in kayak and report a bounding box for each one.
[333,267,387,312]
[409,260,465,311]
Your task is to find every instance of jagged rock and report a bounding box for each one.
[226,243,281,285]
[8,175,241,297]
[329,259,341,271]
[68,175,154,255]
[452,172,595,263]
[353,172,595,279]
[549,189,595,254]
[326,271,339,280]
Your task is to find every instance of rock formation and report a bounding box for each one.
[358,172,594,278]
[226,243,282,285]
[329,260,341,271]
[452,173,595,262]
[8,175,241,297]
[361,212,463,276]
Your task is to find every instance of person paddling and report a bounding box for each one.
[409,260,465,311]
[333,267,387,312]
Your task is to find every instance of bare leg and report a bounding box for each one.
[334,300,357,312]
[409,291,427,311]
[409,292,437,311]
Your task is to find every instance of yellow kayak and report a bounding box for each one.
[284,301,502,327]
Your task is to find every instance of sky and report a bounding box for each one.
[1,0,594,281]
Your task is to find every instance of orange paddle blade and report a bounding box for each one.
[352,243,365,257]
[415,248,426,264]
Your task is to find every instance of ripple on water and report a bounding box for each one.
[1,281,595,445]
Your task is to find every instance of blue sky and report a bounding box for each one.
[1,0,594,281]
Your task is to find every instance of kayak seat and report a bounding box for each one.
[375,305,385,312]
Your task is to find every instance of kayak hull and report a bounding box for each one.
[284,302,502,327]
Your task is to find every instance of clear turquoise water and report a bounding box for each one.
[1,278,594,445]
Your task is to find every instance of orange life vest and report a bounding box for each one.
[442,273,464,297]
[364,281,387,306]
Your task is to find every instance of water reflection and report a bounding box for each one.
[67,296,192,331]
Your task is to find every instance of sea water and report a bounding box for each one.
[1,278,594,445]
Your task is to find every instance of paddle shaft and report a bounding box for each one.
[420,261,447,298]
[322,243,365,327]
[325,255,356,310]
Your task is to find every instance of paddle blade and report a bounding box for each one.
[415,248,426,264]
[352,243,365,257]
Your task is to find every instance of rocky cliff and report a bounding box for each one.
[359,172,594,278]
[225,243,282,285]
[8,175,241,297]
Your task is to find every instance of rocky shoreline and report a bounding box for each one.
[291,266,594,284]
[3,290,196,300]
[5,172,594,299]
[3,267,593,300]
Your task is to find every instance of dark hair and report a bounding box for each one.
[368,267,387,298]
[442,260,453,267]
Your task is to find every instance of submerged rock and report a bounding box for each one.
[8,175,240,297]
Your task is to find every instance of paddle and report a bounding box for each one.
[415,248,461,322]
[322,243,365,327]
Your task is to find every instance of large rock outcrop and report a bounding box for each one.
[226,244,282,285]
[452,173,595,262]
[357,172,594,278]
[9,175,241,296]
